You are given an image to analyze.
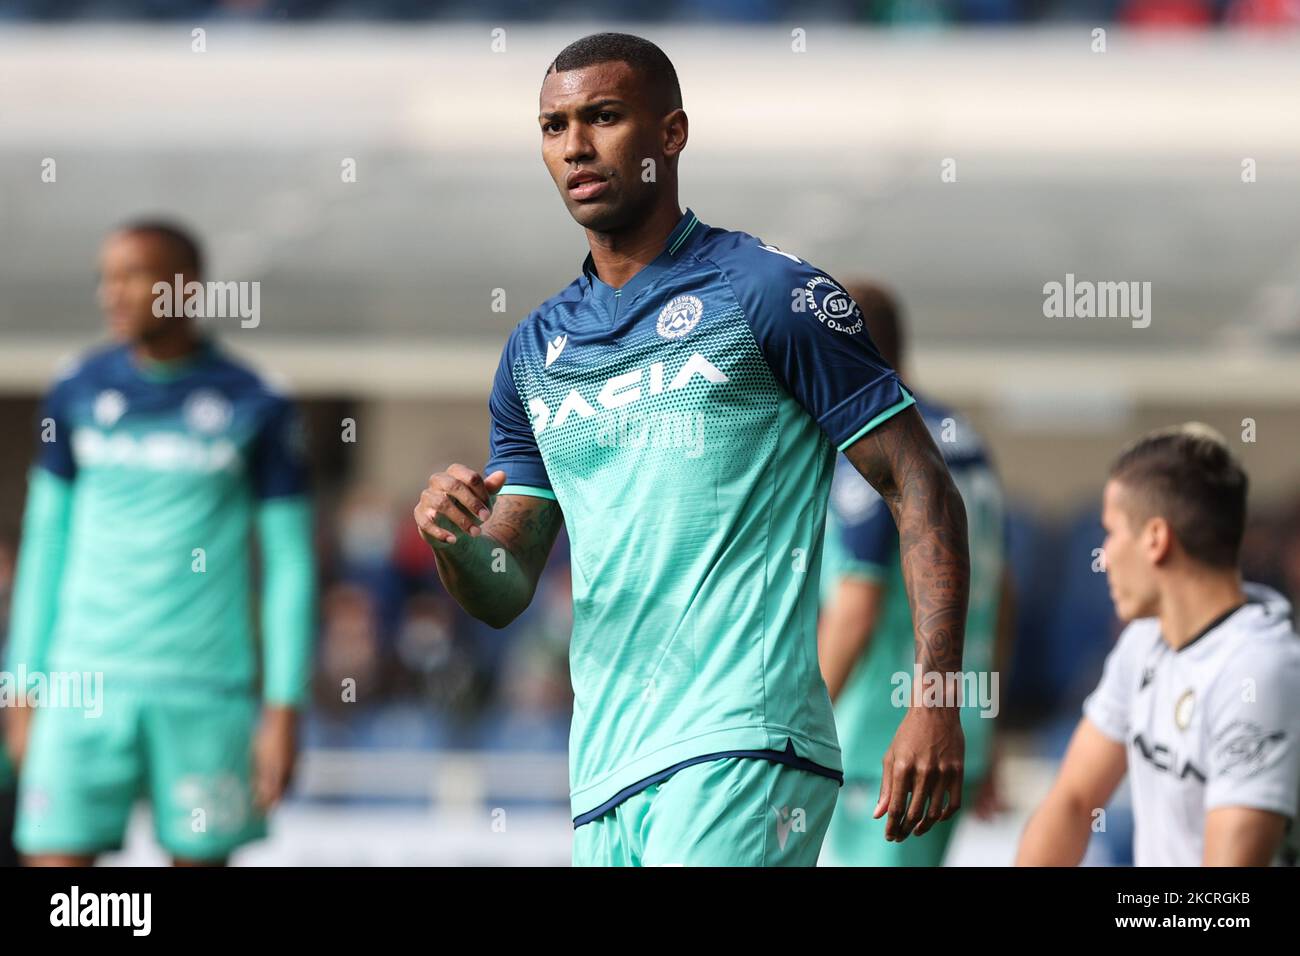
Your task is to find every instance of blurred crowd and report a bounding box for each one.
[1,0,1298,26]
[302,484,575,753]
[1,479,1299,759]
[302,481,1300,754]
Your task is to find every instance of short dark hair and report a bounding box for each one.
[545,33,682,113]
[843,281,905,371]
[115,218,203,277]
[1110,423,1248,569]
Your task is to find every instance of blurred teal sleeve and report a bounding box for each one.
[256,495,317,707]
[5,468,74,684]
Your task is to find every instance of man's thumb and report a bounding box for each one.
[484,470,508,492]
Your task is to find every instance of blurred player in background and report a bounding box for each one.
[1017,425,1300,866]
[0,537,15,866]
[0,775,12,868]
[818,283,1013,866]
[413,33,970,866]
[2,221,316,866]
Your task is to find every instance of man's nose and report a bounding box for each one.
[563,124,595,164]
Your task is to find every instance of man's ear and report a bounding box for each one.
[1145,516,1174,565]
[662,109,688,160]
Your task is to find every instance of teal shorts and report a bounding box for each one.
[15,683,266,861]
[572,757,840,866]
[822,776,979,867]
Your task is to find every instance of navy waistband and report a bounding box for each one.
[572,738,843,828]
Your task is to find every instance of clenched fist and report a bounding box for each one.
[414,465,507,548]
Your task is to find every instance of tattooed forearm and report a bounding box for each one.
[482,494,565,583]
[433,495,564,628]
[844,406,970,676]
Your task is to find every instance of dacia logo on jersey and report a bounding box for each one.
[656,294,703,340]
[73,428,241,474]
[1132,733,1206,782]
[804,275,864,335]
[527,352,727,436]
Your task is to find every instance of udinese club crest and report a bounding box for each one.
[657,294,703,340]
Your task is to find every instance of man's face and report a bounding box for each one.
[538,60,676,233]
[1101,479,1161,621]
[96,231,183,343]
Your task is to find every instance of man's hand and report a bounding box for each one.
[875,706,965,841]
[412,465,563,629]
[3,701,33,771]
[253,705,299,813]
[415,465,506,548]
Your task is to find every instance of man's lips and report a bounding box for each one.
[566,169,604,186]
[567,171,608,200]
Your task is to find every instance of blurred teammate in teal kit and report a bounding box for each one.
[0,619,14,867]
[819,283,1015,866]
[1,540,16,865]
[2,221,316,866]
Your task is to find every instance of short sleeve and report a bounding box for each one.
[251,395,310,501]
[1204,648,1300,817]
[828,456,895,579]
[35,376,77,481]
[485,327,552,495]
[1082,623,1146,743]
[723,245,915,450]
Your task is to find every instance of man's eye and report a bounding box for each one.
[595,111,616,123]
[543,122,563,134]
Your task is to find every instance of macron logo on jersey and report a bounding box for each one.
[528,352,728,436]
[545,335,568,368]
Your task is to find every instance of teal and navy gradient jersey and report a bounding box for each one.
[17,338,310,693]
[821,394,1007,784]
[485,209,916,823]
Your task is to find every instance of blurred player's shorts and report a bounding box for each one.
[15,684,265,861]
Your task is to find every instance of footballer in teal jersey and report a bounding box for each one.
[818,283,1012,866]
[413,34,971,866]
[3,222,316,865]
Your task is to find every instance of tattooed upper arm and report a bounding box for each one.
[841,406,970,675]
[842,405,944,510]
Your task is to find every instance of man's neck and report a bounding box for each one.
[585,202,683,290]
[132,323,202,366]
[1158,567,1247,650]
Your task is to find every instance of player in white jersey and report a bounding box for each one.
[1017,423,1300,866]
